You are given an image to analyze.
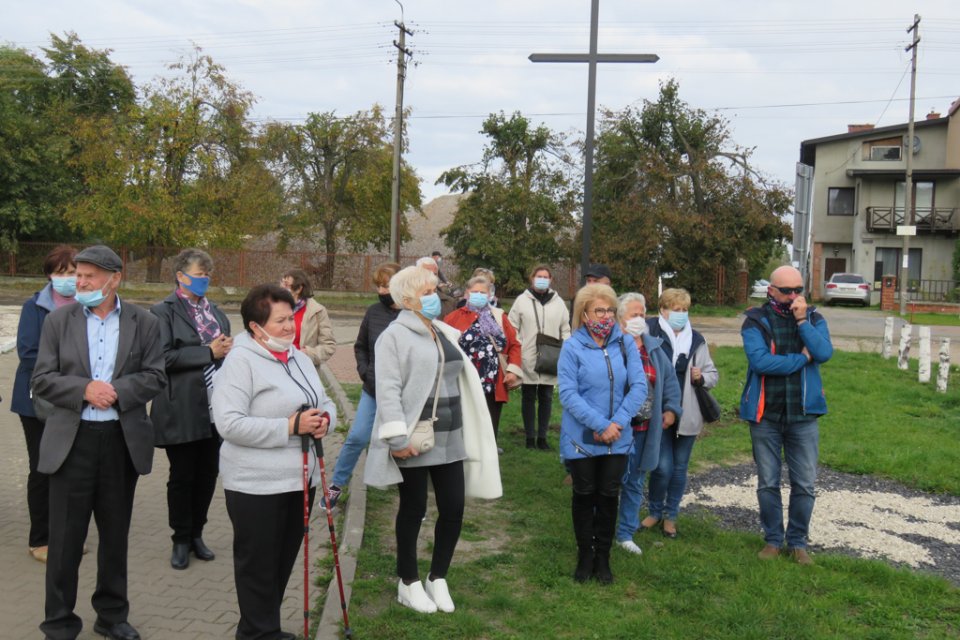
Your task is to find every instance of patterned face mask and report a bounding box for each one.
[766,292,794,317]
[584,316,615,341]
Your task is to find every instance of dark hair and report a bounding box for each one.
[282,269,312,300]
[528,264,553,280]
[431,251,442,258]
[372,262,401,288]
[43,245,78,277]
[241,284,296,335]
[172,248,214,279]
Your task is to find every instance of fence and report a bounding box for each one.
[906,279,959,303]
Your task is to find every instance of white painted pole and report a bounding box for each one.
[882,317,895,359]
[918,326,931,382]
[937,338,950,393]
[898,323,912,371]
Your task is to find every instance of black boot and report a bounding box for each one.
[593,494,620,585]
[526,438,536,449]
[171,542,189,570]
[574,546,594,583]
[537,437,551,450]
[572,492,596,583]
[593,549,613,585]
[191,537,215,561]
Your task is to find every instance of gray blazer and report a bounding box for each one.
[31,300,167,475]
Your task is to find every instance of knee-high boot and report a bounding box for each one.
[593,494,620,585]
[571,492,596,582]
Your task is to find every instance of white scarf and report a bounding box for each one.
[658,314,693,366]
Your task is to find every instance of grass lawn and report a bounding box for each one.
[341,347,960,639]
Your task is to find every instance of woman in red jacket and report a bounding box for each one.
[443,275,521,452]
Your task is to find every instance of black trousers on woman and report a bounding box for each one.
[164,436,221,543]
[484,391,504,438]
[396,461,465,581]
[20,415,49,548]
[568,455,628,556]
[521,384,553,440]
[225,488,315,640]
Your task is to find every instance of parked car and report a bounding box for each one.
[823,273,871,306]
[750,279,770,298]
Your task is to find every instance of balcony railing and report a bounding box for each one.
[866,207,959,233]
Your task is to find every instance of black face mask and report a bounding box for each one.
[379,293,395,308]
[766,292,794,317]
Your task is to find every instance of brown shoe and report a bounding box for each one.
[639,516,660,531]
[757,544,781,560]
[789,548,814,566]
[29,546,48,563]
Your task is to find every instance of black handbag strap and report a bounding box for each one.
[531,297,556,339]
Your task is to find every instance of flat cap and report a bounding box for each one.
[75,245,123,272]
[584,263,612,280]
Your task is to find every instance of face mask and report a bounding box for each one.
[379,293,395,307]
[624,316,647,337]
[418,293,442,320]
[179,273,210,298]
[467,292,489,310]
[255,324,294,352]
[667,310,689,331]
[75,283,111,308]
[51,276,77,297]
[584,316,615,341]
[533,277,550,291]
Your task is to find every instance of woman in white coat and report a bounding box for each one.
[507,265,571,450]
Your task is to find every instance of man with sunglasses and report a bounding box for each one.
[739,266,833,566]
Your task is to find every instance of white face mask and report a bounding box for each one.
[624,316,648,337]
[255,324,294,352]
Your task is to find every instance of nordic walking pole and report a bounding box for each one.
[314,436,352,638]
[300,427,311,640]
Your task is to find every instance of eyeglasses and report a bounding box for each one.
[773,285,804,295]
[589,307,617,316]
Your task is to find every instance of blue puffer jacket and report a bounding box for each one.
[738,305,833,423]
[559,324,647,460]
[11,284,57,417]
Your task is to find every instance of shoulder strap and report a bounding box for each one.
[531,298,543,334]
[428,330,446,422]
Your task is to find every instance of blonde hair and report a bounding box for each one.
[372,262,401,288]
[571,284,618,331]
[658,288,691,312]
[389,266,439,309]
[464,276,492,292]
[471,267,495,283]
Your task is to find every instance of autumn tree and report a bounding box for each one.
[592,79,791,303]
[261,106,422,287]
[438,111,579,295]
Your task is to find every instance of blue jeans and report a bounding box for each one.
[647,427,696,521]
[750,418,819,549]
[616,430,648,542]
[330,390,377,489]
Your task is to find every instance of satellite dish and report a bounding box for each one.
[903,134,921,155]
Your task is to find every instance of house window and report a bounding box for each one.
[863,136,903,161]
[827,187,855,215]
[895,181,935,225]
[874,247,921,289]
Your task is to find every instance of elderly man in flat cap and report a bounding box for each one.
[32,245,166,640]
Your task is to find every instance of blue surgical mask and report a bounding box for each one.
[75,285,109,308]
[50,276,77,297]
[419,293,442,320]
[533,277,550,291]
[179,273,210,298]
[467,292,489,310]
[667,310,689,331]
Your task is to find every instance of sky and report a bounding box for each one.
[4,1,959,204]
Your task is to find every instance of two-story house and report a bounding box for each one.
[796,98,960,303]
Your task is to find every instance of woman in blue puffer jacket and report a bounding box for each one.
[558,284,646,585]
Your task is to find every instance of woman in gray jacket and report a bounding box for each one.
[212,284,336,640]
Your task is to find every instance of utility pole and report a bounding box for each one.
[899,14,920,315]
[390,12,413,263]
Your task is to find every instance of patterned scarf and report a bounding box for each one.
[176,288,222,344]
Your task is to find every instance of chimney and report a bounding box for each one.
[926,110,941,120]
[847,124,875,133]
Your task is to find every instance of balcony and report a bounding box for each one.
[865,207,959,234]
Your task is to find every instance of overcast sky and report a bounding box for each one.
[5,1,959,203]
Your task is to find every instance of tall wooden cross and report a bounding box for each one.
[530,0,658,281]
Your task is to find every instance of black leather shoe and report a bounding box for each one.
[171,542,190,570]
[277,633,296,640]
[191,537,215,561]
[94,620,141,640]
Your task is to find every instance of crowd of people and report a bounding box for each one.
[10,243,831,638]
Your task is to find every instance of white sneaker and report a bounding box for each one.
[397,579,437,613]
[424,576,455,613]
[618,539,643,555]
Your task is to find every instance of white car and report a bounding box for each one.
[750,279,770,298]
[823,273,871,306]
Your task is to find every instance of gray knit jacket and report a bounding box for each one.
[212,332,338,494]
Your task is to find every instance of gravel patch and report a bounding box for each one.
[683,463,960,585]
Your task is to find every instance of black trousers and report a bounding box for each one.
[41,421,139,640]
[521,384,553,439]
[20,414,49,548]
[396,461,464,581]
[225,488,315,640]
[484,391,504,438]
[164,436,221,543]
[569,455,627,554]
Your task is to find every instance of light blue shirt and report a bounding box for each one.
[81,297,121,421]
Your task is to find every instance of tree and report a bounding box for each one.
[592,80,791,303]
[438,111,579,295]
[261,106,422,287]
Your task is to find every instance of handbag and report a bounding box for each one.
[532,301,563,376]
[694,384,722,423]
[489,314,521,390]
[409,332,445,453]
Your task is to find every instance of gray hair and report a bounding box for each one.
[617,292,647,321]
[172,248,214,278]
[464,276,492,293]
[389,266,439,309]
[415,256,438,270]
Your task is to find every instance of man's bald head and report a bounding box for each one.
[770,266,802,287]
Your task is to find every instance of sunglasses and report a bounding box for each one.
[772,285,804,295]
